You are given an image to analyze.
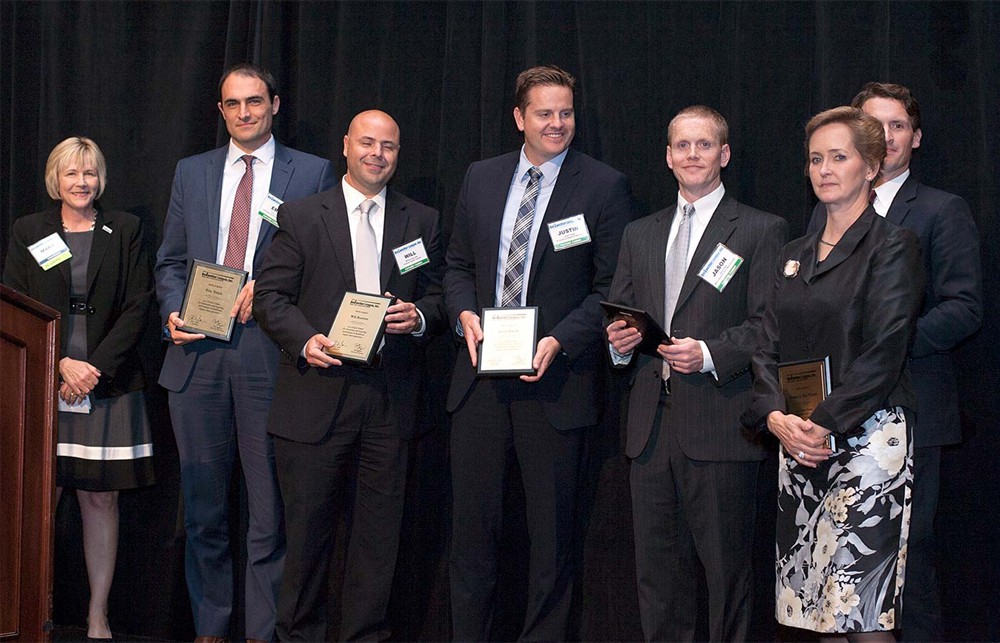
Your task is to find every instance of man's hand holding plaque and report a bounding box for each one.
[324,292,396,366]
[476,307,539,376]
[177,259,249,342]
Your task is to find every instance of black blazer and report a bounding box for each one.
[444,148,633,430]
[748,207,924,436]
[3,207,153,397]
[807,176,982,446]
[609,195,788,460]
[253,184,445,442]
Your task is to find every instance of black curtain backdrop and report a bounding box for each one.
[3,1,998,640]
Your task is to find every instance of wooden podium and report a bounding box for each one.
[1,284,58,642]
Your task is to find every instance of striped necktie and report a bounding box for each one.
[500,166,542,307]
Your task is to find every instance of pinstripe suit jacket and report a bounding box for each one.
[609,193,787,460]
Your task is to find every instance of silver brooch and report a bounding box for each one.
[783,260,800,279]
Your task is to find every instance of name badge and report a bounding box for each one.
[392,237,430,274]
[28,232,72,271]
[102,225,113,234]
[697,243,744,292]
[59,394,92,414]
[547,213,591,251]
[258,193,283,227]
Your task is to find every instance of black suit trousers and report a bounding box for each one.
[449,378,584,641]
[900,445,943,641]
[274,366,408,642]
[630,393,758,642]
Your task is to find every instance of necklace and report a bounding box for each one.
[818,238,837,247]
[62,210,97,232]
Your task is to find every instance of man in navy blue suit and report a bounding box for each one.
[445,65,633,641]
[807,82,982,641]
[155,63,335,643]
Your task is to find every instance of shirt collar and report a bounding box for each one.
[677,182,726,219]
[227,135,275,166]
[516,146,568,188]
[341,176,387,214]
[874,168,909,210]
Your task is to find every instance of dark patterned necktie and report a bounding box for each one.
[223,154,255,269]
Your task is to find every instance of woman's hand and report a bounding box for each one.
[767,411,833,468]
[59,357,101,400]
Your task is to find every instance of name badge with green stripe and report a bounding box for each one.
[698,243,743,292]
[28,232,72,271]
[547,213,591,251]
[392,237,430,274]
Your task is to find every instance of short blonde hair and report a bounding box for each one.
[804,107,885,176]
[668,105,729,145]
[44,137,107,201]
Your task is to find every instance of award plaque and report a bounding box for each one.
[600,301,670,355]
[777,356,837,450]
[477,307,538,375]
[179,260,248,341]
[324,291,395,365]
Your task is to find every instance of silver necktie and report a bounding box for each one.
[355,199,380,294]
[662,203,694,379]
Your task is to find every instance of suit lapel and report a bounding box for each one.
[527,150,579,283]
[319,185,357,289]
[206,147,227,258]
[648,206,674,323]
[885,175,917,227]
[258,142,293,255]
[485,154,521,296]
[809,207,877,280]
[380,189,410,290]
[85,209,112,295]
[673,196,738,315]
[41,209,72,288]
[798,228,823,284]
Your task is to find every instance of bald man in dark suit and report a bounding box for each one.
[254,110,445,641]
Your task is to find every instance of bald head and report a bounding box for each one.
[343,110,400,197]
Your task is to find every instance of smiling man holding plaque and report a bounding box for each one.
[253,109,444,641]
[444,65,632,640]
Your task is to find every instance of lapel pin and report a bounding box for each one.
[783,260,800,279]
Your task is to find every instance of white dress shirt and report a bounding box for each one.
[493,146,568,306]
[872,169,909,217]
[341,177,425,335]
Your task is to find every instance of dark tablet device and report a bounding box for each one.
[600,301,670,356]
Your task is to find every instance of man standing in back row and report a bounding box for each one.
[807,82,982,641]
[155,63,335,642]
[445,65,632,640]
[607,106,786,641]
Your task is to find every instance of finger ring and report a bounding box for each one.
[797,451,805,459]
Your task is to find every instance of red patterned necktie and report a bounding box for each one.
[223,154,255,269]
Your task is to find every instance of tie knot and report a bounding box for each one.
[241,154,255,168]
[682,203,695,218]
[359,199,376,217]
[527,166,542,182]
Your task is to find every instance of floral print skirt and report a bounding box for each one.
[775,407,912,633]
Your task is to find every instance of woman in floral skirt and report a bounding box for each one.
[743,106,923,640]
